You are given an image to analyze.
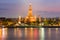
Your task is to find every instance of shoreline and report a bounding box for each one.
[0,26,60,28]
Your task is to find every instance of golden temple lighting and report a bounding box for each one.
[25,3,36,23]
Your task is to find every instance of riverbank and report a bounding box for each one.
[0,25,60,28]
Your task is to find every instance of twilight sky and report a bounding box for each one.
[0,0,60,18]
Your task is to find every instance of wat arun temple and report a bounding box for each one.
[18,3,41,25]
[25,3,36,23]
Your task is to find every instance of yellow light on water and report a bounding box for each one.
[39,28,45,40]
[0,28,2,38]
[25,28,27,37]
[30,28,33,38]
[2,28,8,40]
[56,28,58,39]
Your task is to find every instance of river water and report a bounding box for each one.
[0,28,60,40]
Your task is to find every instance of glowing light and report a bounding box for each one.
[25,28,27,37]
[30,28,33,38]
[39,28,45,40]
[19,16,21,19]
[56,28,58,31]
[34,28,38,39]
[18,16,21,24]
[2,28,8,40]
[2,28,4,36]
[17,28,22,38]
[0,28,2,38]
[27,28,33,38]
[56,28,58,39]
[25,4,36,23]
[18,22,21,24]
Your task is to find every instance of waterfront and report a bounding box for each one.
[0,27,60,40]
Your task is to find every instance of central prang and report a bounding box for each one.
[25,3,36,23]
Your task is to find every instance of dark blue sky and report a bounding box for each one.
[0,0,60,18]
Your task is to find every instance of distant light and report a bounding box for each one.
[18,22,21,24]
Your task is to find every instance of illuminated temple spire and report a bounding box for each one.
[28,3,33,17]
[25,3,36,23]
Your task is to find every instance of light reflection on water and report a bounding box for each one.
[25,28,27,37]
[2,28,7,40]
[40,28,45,40]
[2,28,7,37]
[0,28,2,40]
[0,28,60,40]
[33,28,39,40]
[56,28,58,40]
[48,28,51,37]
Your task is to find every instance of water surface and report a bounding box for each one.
[0,28,60,40]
